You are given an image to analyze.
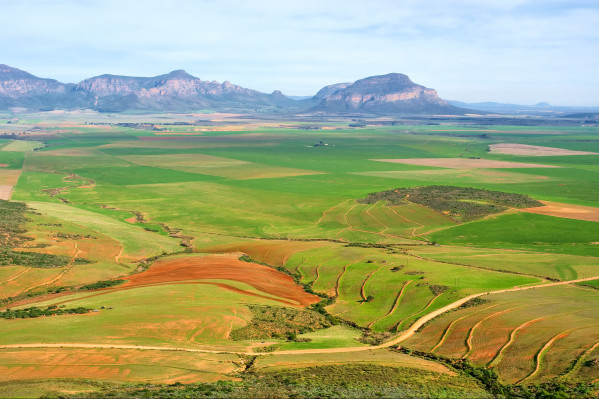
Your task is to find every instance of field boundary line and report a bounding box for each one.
[334,257,366,298]
[360,264,386,302]
[386,205,425,237]
[23,239,81,293]
[563,338,599,378]
[517,327,579,384]
[487,307,577,367]
[365,203,389,233]
[315,199,352,226]
[368,280,412,329]
[0,267,31,285]
[463,304,537,359]
[431,304,500,353]
[395,293,442,333]
[336,204,358,238]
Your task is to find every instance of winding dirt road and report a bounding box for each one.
[2,275,598,357]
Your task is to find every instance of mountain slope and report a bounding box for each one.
[0,64,85,110]
[311,73,465,115]
[0,65,295,112]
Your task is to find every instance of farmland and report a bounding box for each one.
[0,112,598,397]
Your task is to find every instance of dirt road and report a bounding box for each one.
[2,275,598,356]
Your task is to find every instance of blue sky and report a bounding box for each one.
[2,0,598,105]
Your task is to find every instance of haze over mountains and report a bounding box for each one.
[1,64,596,116]
[0,65,465,115]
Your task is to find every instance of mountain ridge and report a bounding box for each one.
[0,64,466,115]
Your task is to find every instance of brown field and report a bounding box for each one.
[0,169,22,185]
[121,254,320,307]
[254,349,453,374]
[201,240,328,266]
[521,201,599,223]
[0,185,13,200]
[373,158,559,168]
[489,143,599,156]
[0,347,239,384]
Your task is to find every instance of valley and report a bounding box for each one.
[0,110,598,398]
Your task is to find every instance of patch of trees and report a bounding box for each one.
[0,200,79,268]
[229,305,331,341]
[429,284,450,296]
[78,279,125,291]
[358,185,544,222]
[0,249,70,268]
[1,305,92,319]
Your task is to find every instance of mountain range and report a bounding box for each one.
[0,65,464,115]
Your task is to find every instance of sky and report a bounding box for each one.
[2,0,598,105]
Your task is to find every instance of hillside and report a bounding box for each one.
[310,73,466,115]
[0,65,470,115]
[0,65,295,112]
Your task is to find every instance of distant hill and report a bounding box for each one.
[449,100,599,116]
[309,73,467,115]
[0,64,86,110]
[3,65,554,116]
[0,65,295,112]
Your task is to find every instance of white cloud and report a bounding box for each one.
[0,0,597,104]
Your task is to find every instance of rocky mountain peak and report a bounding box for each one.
[311,73,463,115]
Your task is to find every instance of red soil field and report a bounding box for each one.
[122,254,320,307]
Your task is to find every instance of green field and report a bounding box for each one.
[0,114,598,397]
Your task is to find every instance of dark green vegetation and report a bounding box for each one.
[359,185,543,222]
[78,279,126,291]
[0,199,72,267]
[230,305,331,340]
[396,349,598,399]
[66,364,492,399]
[0,199,31,247]
[0,249,70,268]
[0,305,92,319]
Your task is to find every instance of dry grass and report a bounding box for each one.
[521,201,599,223]
[372,158,559,168]
[489,143,599,156]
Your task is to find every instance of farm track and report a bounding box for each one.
[365,204,389,233]
[385,205,425,237]
[5,275,599,357]
[23,239,81,293]
[395,294,442,333]
[315,199,352,226]
[0,267,31,285]
[360,264,386,302]
[336,204,359,238]
[517,328,578,384]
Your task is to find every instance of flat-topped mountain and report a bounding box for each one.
[310,73,464,115]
